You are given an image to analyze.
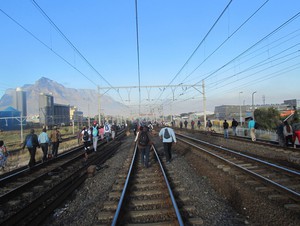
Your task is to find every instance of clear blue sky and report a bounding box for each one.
[1,0,300,113]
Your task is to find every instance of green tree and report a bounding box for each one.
[293,110,299,123]
[254,107,281,131]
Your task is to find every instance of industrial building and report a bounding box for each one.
[39,93,71,127]
[0,107,21,131]
[39,93,55,126]
[214,99,299,122]
[54,103,70,126]
[14,87,27,117]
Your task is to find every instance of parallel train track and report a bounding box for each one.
[177,133,300,211]
[97,143,203,225]
[0,132,125,226]
[1,128,299,225]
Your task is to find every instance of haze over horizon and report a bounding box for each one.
[1,1,300,115]
[1,77,296,120]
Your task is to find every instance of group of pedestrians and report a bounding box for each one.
[0,140,9,170]
[22,127,62,169]
[179,119,202,130]
[135,122,177,168]
[80,121,117,161]
[276,119,300,148]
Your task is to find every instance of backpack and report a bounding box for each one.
[56,132,62,142]
[92,126,98,137]
[254,122,259,129]
[139,131,149,146]
[223,122,229,129]
[26,135,33,148]
[164,128,171,139]
[83,130,89,141]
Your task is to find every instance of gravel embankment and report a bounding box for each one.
[43,132,300,225]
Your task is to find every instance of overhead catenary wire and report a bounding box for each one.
[166,46,300,113]
[167,5,300,109]
[2,2,299,116]
[206,44,300,88]
[169,10,300,110]
[180,0,270,84]
[198,10,300,83]
[179,29,300,90]
[31,0,125,104]
[134,0,142,117]
[207,62,300,102]
[153,0,233,105]
[0,8,95,86]
[207,51,300,93]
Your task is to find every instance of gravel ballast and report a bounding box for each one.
[43,132,300,225]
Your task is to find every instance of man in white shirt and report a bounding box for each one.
[159,123,177,164]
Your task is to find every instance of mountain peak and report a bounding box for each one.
[36,77,54,85]
[0,77,128,117]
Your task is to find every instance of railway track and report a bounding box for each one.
[175,128,282,148]
[0,131,125,226]
[177,133,300,212]
[97,143,203,225]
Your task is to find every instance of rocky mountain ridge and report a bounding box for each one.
[0,77,129,117]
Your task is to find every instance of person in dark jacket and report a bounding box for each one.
[223,120,229,139]
[22,129,40,169]
[50,126,62,157]
[136,126,153,168]
[184,120,188,129]
[276,120,285,147]
[231,118,238,136]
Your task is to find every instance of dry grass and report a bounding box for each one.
[1,138,80,174]
[0,126,81,174]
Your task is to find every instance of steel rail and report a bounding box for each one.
[111,143,184,226]
[177,135,300,202]
[152,144,184,226]
[111,143,137,226]
[0,129,125,183]
[178,133,300,176]
[1,135,124,225]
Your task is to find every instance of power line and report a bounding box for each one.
[210,63,300,99]
[199,10,300,82]
[206,44,300,88]
[153,0,233,105]
[134,0,141,116]
[175,28,300,89]
[31,0,114,89]
[207,52,300,93]
[180,0,270,84]
[0,8,95,86]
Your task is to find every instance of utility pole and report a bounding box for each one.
[252,91,257,119]
[98,86,101,124]
[192,80,206,128]
[239,91,243,126]
[20,111,23,143]
[88,103,90,128]
[202,80,206,128]
[100,84,203,122]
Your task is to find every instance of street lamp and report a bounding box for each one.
[252,91,257,119]
[239,91,243,126]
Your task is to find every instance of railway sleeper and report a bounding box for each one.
[268,194,291,201]
[284,203,300,212]
[129,189,168,199]
[255,186,274,193]
[123,208,177,223]
[128,198,173,210]
[131,182,166,190]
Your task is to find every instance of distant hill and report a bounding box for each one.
[0,77,129,117]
